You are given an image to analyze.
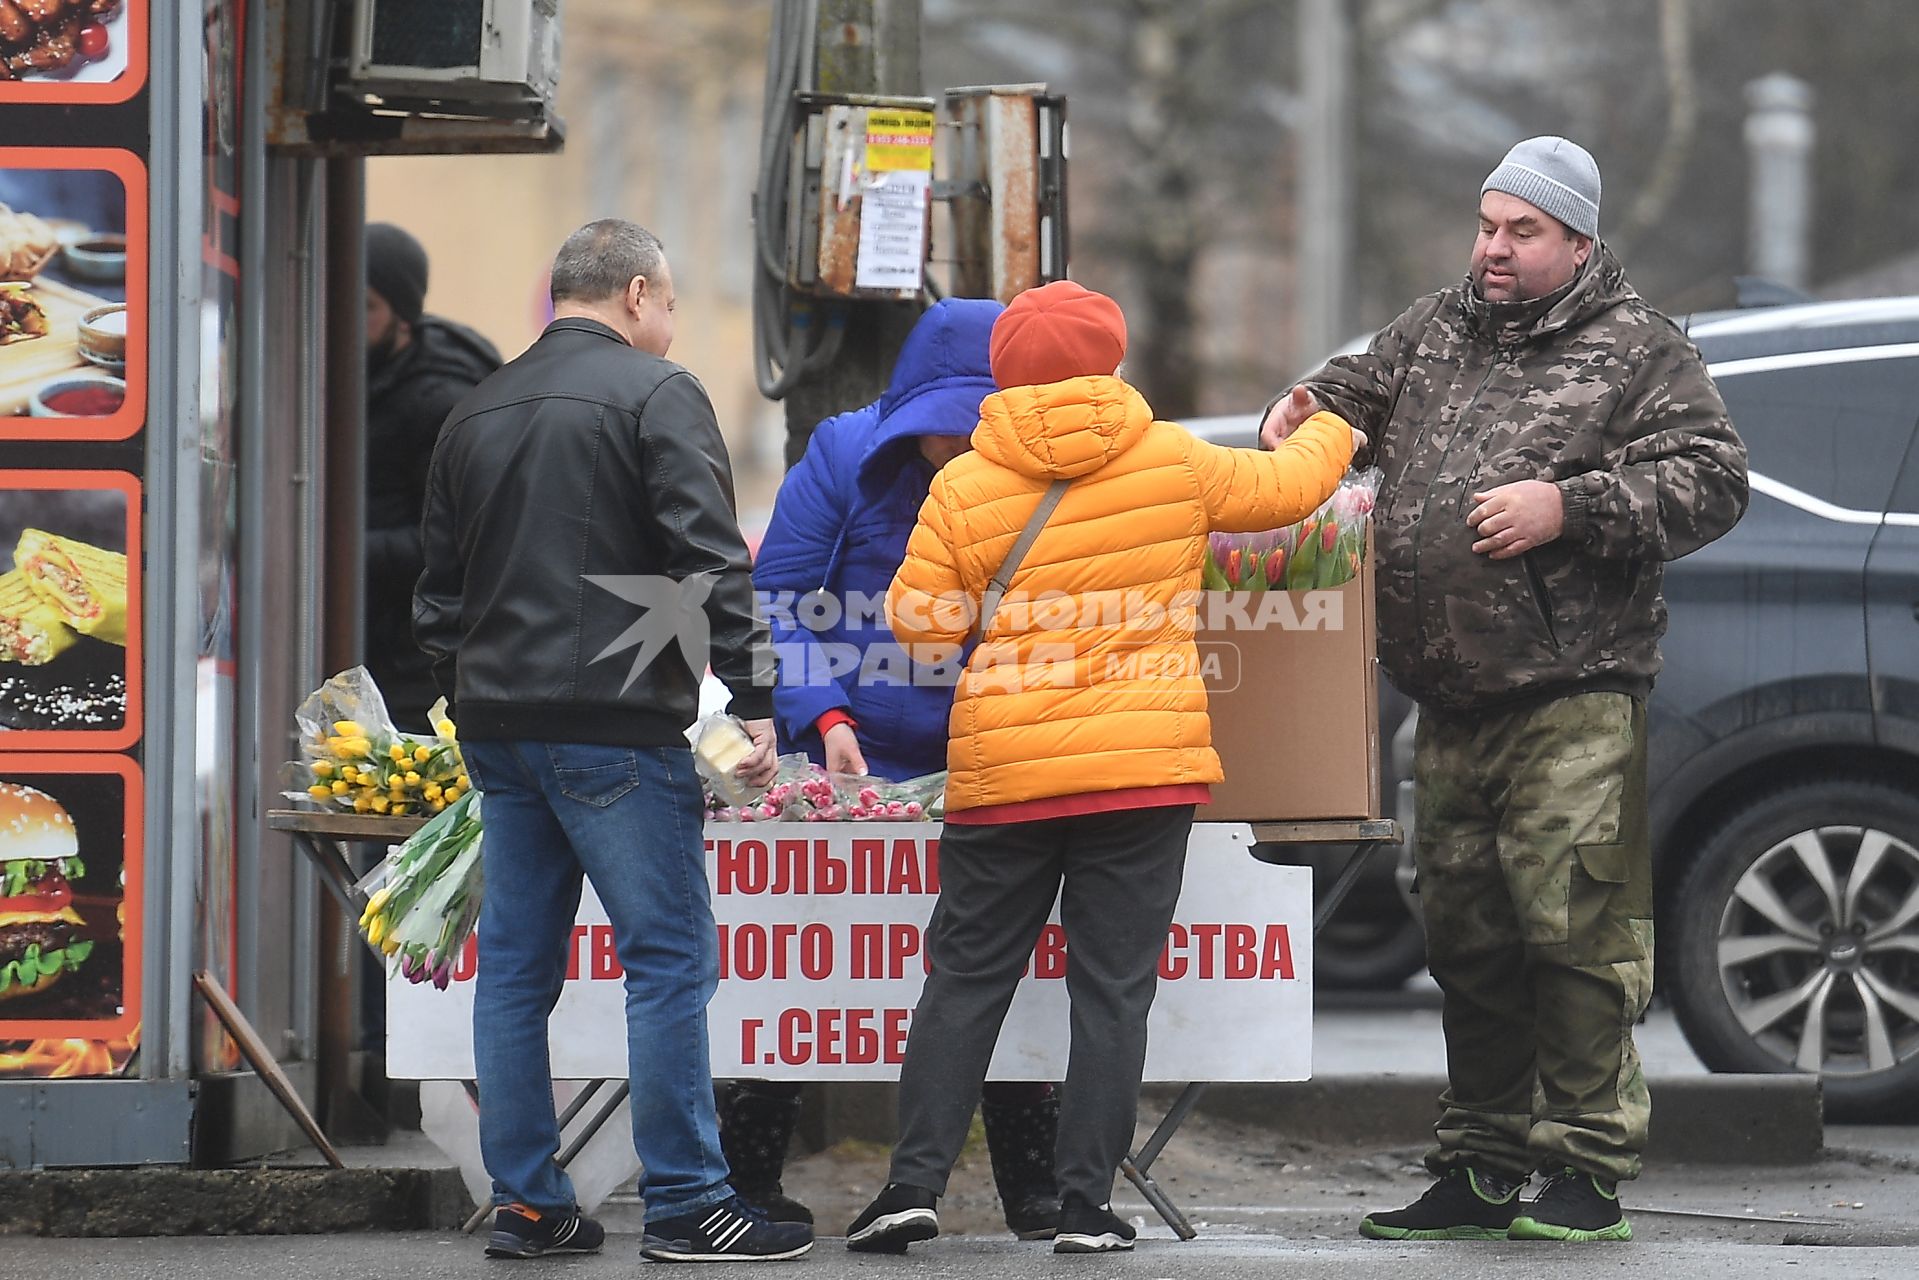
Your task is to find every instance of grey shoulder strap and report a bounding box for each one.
[972,479,1072,644]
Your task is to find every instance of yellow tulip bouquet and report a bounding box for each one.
[287,667,468,818]
[356,790,484,988]
[285,668,486,988]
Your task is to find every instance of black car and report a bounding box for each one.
[1190,296,1919,1120]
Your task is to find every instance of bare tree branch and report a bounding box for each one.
[1358,0,1455,43]
[1612,0,1696,257]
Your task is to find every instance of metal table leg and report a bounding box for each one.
[1315,839,1385,933]
[286,832,392,960]
[557,1082,631,1167]
[289,832,365,913]
[1120,1081,1209,1240]
[1127,839,1391,1238]
[461,1079,633,1233]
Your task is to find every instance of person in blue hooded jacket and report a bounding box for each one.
[754,298,993,781]
[727,298,1062,1239]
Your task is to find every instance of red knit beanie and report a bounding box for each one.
[988,280,1128,390]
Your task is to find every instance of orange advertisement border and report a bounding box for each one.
[0,468,142,752]
[0,751,142,1044]
[0,2,149,106]
[0,147,148,444]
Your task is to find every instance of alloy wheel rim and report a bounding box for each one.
[1715,824,1919,1076]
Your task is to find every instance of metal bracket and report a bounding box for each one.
[931,179,989,202]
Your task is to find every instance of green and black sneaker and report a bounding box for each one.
[1509,1167,1632,1242]
[1359,1167,1524,1241]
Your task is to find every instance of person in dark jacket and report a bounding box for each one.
[415,219,812,1265]
[364,222,500,728]
[356,225,502,1062]
[739,298,1062,1239]
[1261,136,1748,1244]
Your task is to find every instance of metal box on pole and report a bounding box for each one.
[781,86,1069,305]
[785,92,940,302]
[941,85,1069,303]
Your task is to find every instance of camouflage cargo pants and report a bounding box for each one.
[1413,691,1653,1183]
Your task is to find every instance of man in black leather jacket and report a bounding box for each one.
[415,220,812,1264]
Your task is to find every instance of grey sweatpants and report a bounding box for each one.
[888,804,1195,1205]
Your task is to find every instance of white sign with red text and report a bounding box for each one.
[386,822,1313,1082]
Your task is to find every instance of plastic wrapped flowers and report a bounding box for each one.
[356,790,483,989]
[288,667,468,817]
[704,754,945,823]
[1204,467,1379,591]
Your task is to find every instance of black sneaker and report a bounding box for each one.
[1509,1167,1633,1242]
[1359,1167,1524,1241]
[845,1183,939,1253]
[484,1202,606,1258]
[738,1188,815,1225]
[1053,1193,1136,1253]
[1003,1189,1062,1241]
[640,1195,814,1261]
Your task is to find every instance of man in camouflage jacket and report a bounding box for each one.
[1262,137,1747,1243]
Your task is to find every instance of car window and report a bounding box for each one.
[1713,357,1919,514]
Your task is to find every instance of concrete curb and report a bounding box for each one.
[1146,1073,1825,1165]
[0,1167,476,1237]
[0,1074,1826,1236]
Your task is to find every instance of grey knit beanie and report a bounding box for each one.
[1481,136,1601,240]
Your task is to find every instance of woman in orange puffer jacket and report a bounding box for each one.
[846,282,1359,1255]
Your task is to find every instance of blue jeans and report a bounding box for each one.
[463,740,732,1223]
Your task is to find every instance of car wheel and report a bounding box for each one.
[1253,841,1430,991]
[1313,844,1428,991]
[1317,900,1428,991]
[1669,781,1919,1121]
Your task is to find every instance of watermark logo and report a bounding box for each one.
[586,573,718,693]
[579,573,1342,696]
[756,587,1345,637]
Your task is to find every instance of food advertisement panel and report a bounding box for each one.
[0,148,146,443]
[0,469,138,749]
[0,1,147,106]
[0,753,141,1073]
[0,10,149,1085]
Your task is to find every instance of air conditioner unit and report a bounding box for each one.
[345,0,562,121]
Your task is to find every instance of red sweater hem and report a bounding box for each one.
[944,783,1212,826]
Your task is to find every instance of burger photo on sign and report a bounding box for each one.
[0,781,91,1002]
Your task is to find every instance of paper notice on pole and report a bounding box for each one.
[864,109,936,171]
[855,170,929,292]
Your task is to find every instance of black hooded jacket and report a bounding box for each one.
[365,315,501,723]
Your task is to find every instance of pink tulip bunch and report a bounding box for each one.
[704,756,942,822]
[1203,467,1380,592]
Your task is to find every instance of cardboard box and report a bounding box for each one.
[1199,551,1380,822]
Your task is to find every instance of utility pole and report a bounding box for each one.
[780,1,925,468]
[758,1,926,1148]
[1294,0,1353,373]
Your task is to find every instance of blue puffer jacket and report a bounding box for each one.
[754,298,1003,780]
